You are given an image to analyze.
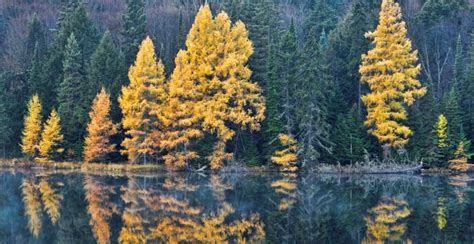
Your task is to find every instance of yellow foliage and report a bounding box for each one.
[437,197,447,230]
[21,95,42,159]
[359,0,426,148]
[364,197,411,242]
[271,134,299,172]
[84,175,117,244]
[162,4,265,170]
[84,88,118,163]
[449,141,470,172]
[38,180,63,224]
[271,174,298,210]
[436,114,448,149]
[119,36,167,163]
[38,109,64,161]
[21,179,42,237]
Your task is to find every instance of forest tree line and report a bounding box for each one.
[0,0,474,171]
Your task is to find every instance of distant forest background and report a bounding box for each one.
[0,0,473,167]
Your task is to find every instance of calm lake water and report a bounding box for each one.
[0,170,473,243]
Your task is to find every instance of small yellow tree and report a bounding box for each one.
[21,95,42,158]
[436,114,449,150]
[359,0,426,153]
[84,88,118,163]
[271,134,298,172]
[38,109,64,161]
[119,36,167,163]
[449,141,470,172]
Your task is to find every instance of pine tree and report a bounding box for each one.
[278,21,299,137]
[262,45,284,161]
[23,14,46,69]
[297,31,332,167]
[38,109,64,161]
[332,106,366,165]
[441,88,463,144]
[0,101,12,158]
[84,88,118,163]
[463,33,474,147]
[57,33,88,157]
[27,43,46,100]
[42,2,98,112]
[122,0,147,66]
[119,37,166,163]
[21,95,42,159]
[360,0,426,154]
[271,134,298,172]
[88,31,126,121]
[327,0,378,113]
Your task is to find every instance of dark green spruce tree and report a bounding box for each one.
[57,33,88,158]
[297,29,332,167]
[23,14,46,69]
[122,0,147,66]
[332,106,366,165]
[463,33,474,149]
[88,31,126,121]
[42,1,98,112]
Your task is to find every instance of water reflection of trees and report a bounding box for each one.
[118,174,264,243]
[21,175,63,237]
[15,172,474,243]
[363,197,411,243]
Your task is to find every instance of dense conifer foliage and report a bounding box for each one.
[0,0,472,170]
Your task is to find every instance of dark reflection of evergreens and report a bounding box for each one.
[2,171,474,243]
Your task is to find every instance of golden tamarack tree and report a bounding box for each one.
[38,109,64,161]
[359,0,426,152]
[21,95,43,159]
[271,134,298,172]
[163,4,265,170]
[119,36,167,163]
[84,88,118,163]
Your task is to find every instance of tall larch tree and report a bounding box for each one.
[21,95,42,159]
[122,0,147,66]
[84,88,118,163]
[57,33,88,157]
[119,37,166,164]
[360,0,426,155]
[38,109,64,161]
[202,5,265,169]
[88,31,126,121]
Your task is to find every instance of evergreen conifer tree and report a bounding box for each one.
[122,0,147,66]
[57,33,88,157]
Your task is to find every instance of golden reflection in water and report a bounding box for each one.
[21,175,63,238]
[271,173,297,210]
[21,179,42,237]
[84,175,118,244]
[118,175,265,243]
[436,197,447,231]
[363,197,411,243]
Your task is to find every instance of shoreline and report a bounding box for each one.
[0,158,469,176]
